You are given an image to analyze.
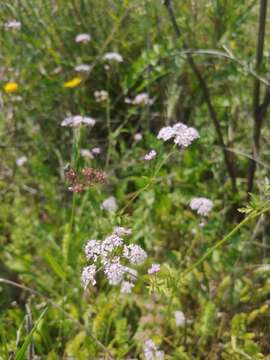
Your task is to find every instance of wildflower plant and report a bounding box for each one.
[2,2,270,359]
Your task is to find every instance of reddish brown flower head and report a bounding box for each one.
[82,167,108,185]
[82,167,95,183]
[68,183,85,193]
[64,166,77,184]
[94,169,108,184]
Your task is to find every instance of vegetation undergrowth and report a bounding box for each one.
[1,1,270,359]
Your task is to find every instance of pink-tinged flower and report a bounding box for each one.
[75,33,91,43]
[94,90,108,103]
[75,64,91,72]
[113,226,132,237]
[134,133,143,141]
[143,340,164,360]
[81,265,96,289]
[61,115,96,128]
[16,156,27,166]
[91,147,101,155]
[5,20,21,30]
[101,196,118,212]
[173,123,199,148]
[123,244,147,265]
[148,263,160,275]
[144,150,157,161]
[85,240,102,262]
[104,257,126,285]
[175,310,186,327]
[120,281,134,294]
[157,126,175,141]
[103,52,123,62]
[190,197,213,216]
[132,93,154,106]
[157,122,199,148]
[101,234,123,254]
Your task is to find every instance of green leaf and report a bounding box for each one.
[44,252,66,280]
[15,307,48,360]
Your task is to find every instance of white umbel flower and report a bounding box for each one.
[113,226,132,237]
[144,150,157,161]
[134,133,143,142]
[81,265,96,289]
[190,197,213,216]
[148,263,160,275]
[123,244,147,265]
[75,33,91,43]
[94,90,108,102]
[5,20,21,30]
[173,123,199,148]
[91,147,101,155]
[85,240,102,262]
[143,340,164,360]
[120,281,134,294]
[132,93,154,106]
[16,156,27,166]
[101,196,118,212]
[157,122,199,148]
[80,149,94,159]
[175,310,186,327]
[61,115,96,127]
[75,64,91,72]
[104,257,126,285]
[103,52,123,62]
[157,126,175,141]
[101,234,123,254]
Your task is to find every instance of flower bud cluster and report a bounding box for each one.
[64,165,107,193]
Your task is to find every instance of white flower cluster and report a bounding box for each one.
[134,133,143,142]
[157,122,199,148]
[5,20,21,30]
[125,93,154,106]
[16,156,28,167]
[75,33,91,43]
[175,310,186,327]
[144,150,157,161]
[103,52,123,63]
[80,147,101,159]
[94,90,108,103]
[143,339,164,360]
[82,227,147,293]
[190,197,213,216]
[123,244,147,265]
[81,265,97,289]
[101,196,118,212]
[148,263,160,275]
[61,115,96,128]
[75,64,91,73]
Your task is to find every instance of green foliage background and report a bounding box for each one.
[1,1,270,359]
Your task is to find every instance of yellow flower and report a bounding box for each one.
[4,82,18,93]
[63,76,82,88]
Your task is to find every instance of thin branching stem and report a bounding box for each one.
[181,204,270,279]
[164,0,237,192]
[247,0,268,193]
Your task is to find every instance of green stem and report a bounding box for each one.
[181,204,270,279]
[105,98,112,168]
[118,145,176,215]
